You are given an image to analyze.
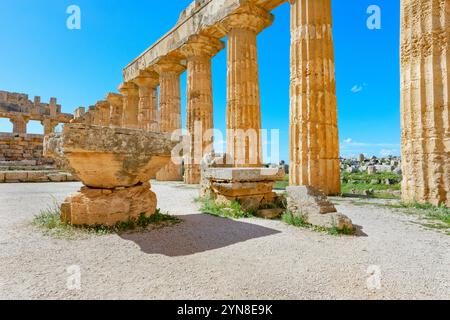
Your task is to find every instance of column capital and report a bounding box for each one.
[9,114,30,123]
[221,4,273,34]
[133,71,159,89]
[106,93,123,107]
[118,82,139,96]
[95,100,110,109]
[154,57,186,75]
[181,35,225,60]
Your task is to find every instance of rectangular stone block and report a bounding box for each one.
[0,172,4,182]
[48,173,67,182]
[5,171,28,182]
[27,171,50,182]
[211,181,274,197]
[204,167,285,182]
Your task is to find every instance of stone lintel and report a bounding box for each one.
[123,0,284,82]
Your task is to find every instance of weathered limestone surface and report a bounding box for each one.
[286,186,353,230]
[183,35,224,184]
[201,167,285,210]
[119,82,140,130]
[225,4,273,167]
[106,93,124,127]
[61,183,156,226]
[400,0,450,207]
[0,90,72,134]
[154,58,185,181]
[289,0,341,195]
[0,133,54,164]
[0,170,77,183]
[133,72,159,131]
[44,124,176,226]
[154,58,185,134]
[45,124,175,189]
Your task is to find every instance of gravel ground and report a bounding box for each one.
[0,181,449,300]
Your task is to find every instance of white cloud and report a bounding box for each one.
[351,85,363,93]
[380,149,398,157]
[341,139,398,148]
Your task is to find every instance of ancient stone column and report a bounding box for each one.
[181,35,224,184]
[154,58,184,134]
[106,93,124,128]
[96,101,111,126]
[118,82,139,129]
[150,87,160,132]
[400,0,450,207]
[42,118,58,135]
[223,5,273,167]
[133,72,159,131]
[289,0,341,195]
[10,115,29,134]
[154,58,185,181]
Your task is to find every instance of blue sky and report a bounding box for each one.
[0,0,400,161]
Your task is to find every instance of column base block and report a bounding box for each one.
[61,182,157,226]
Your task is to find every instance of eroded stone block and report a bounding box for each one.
[61,183,156,226]
[286,186,353,231]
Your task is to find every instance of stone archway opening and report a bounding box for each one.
[0,117,13,133]
[26,120,44,135]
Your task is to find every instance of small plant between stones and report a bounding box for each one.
[281,211,356,236]
[32,201,181,239]
[196,197,355,236]
[197,197,254,219]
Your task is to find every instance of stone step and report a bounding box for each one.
[0,170,79,183]
[0,165,56,171]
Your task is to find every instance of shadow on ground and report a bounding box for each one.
[120,214,281,257]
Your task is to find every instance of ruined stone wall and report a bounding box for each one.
[0,133,54,164]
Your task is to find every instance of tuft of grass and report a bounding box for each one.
[198,197,253,219]
[281,212,355,236]
[274,176,289,190]
[32,203,181,240]
[386,202,450,232]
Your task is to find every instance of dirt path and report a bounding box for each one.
[0,182,448,300]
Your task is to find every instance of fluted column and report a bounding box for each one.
[401,0,450,207]
[133,72,159,131]
[223,5,273,167]
[154,59,185,134]
[154,58,185,181]
[289,0,340,195]
[95,101,111,126]
[106,93,123,127]
[10,115,29,134]
[181,35,224,184]
[118,82,139,129]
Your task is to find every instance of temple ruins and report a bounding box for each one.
[6,0,449,226]
[0,90,76,183]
